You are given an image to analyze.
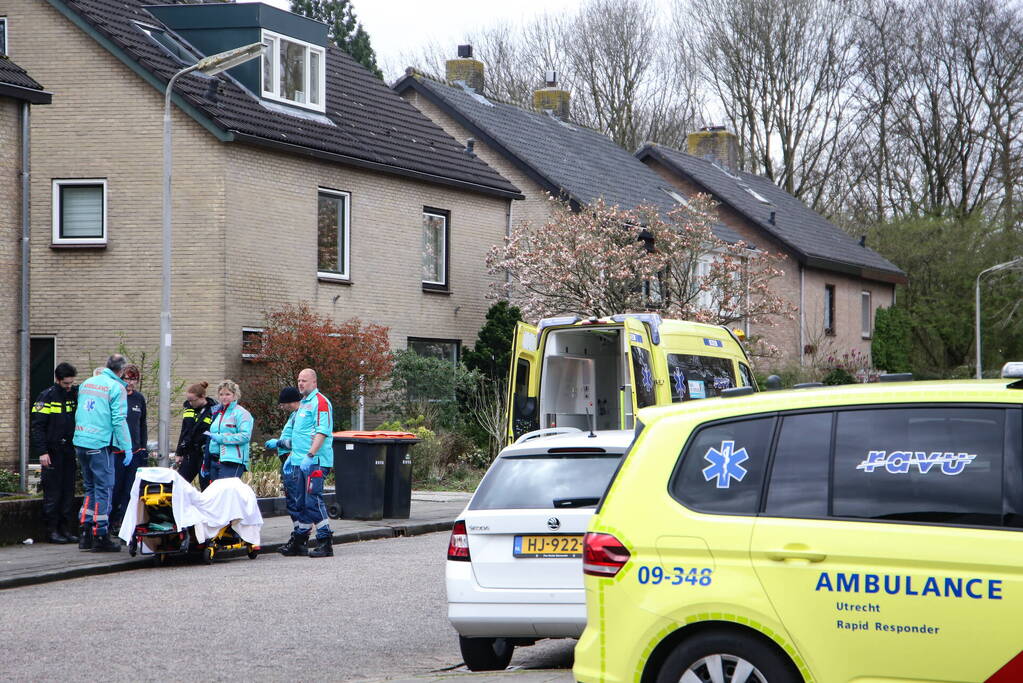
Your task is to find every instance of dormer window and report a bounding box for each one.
[135,23,198,66]
[261,29,325,112]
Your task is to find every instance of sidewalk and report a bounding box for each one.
[0,491,470,590]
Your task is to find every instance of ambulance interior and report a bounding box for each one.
[538,327,628,431]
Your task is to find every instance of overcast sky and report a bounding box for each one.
[240,0,664,79]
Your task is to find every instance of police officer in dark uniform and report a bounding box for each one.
[31,362,79,544]
[175,381,216,490]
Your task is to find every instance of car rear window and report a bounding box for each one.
[469,454,623,510]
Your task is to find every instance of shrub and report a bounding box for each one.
[872,306,912,373]
[245,302,392,436]
[381,351,478,432]
[823,368,856,385]
[0,469,19,493]
[462,301,522,383]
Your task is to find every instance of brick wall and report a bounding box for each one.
[3,0,514,445]
[0,97,23,469]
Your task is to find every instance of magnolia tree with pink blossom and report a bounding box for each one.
[486,196,794,332]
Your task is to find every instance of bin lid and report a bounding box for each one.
[332,430,420,444]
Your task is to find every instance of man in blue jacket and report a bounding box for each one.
[73,354,132,552]
[279,369,334,558]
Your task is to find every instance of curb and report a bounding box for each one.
[0,520,454,591]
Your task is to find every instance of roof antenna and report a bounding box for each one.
[586,405,596,438]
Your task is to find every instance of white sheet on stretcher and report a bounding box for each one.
[117,467,263,546]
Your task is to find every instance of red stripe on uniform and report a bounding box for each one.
[987,651,1023,682]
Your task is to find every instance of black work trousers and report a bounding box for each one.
[41,445,77,533]
[177,448,209,491]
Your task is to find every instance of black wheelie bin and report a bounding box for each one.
[332,431,389,520]
[380,432,420,519]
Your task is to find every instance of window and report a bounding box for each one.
[408,338,459,365]
[260,30,326,111]
[671,417,775,515]
[667,353,736,402]
[693,256,715,310]
[52,179,106,245]
[738,362,754,388]
[832,407,1006,527]
[469,454,622,510]
[824,284,836,335]
[317,189,350,280]
[422,209,449,289]
[0,17,7,55]
[861,291,872,339]
[764,412,832,517]
[631,346,657,409]
[135,23,198,65]
[241,328,264,360]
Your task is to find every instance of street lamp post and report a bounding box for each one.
[159,42,264,464]
[974,256,1023,379]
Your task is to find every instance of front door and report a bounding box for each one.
[751,406,1023,682]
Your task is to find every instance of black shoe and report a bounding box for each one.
[46,531,70,544]
[92,534,121,552]
[308,537,333,558]
[78,532,94,551]
[60,530,80,543]
[278,532,309,557]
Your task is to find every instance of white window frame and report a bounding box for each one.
[317,188,351,281]
[422,210,449,288]
[52,179,107,246]
[0,17,8,56]
[861,290,872,339]
[260,29,326,113]
[241,327,265,360]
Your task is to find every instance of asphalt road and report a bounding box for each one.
[1,531,575,682]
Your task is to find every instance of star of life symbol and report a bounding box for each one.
[638,356,654,392]
[85,398,96,412]
[702,440,749,489]
[671,367,686,397]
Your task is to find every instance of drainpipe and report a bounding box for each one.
[505,198,513,286]
[18,102,31,492]
[798,265,805,367]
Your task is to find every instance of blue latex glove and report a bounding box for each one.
[204,430,222,443]
[122,450,133,466]
[278,438,292,451]
[300,456,315,474]
[264,439,278,450]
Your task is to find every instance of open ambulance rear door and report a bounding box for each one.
[621,317,657,430]
[506,321,539,442]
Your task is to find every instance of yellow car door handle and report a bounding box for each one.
[766,548,827,563]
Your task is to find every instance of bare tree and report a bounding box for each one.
[687,0,860,211]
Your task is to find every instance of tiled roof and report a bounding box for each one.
[0,55,51,103]
[393,73,745,245]
[638,144,906,282]
[50,0,520,198]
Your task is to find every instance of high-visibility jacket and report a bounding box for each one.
[285,389,334,467]
[30,383,77,457]
[208,401,253,468]
[73,368,132,452]
[176,397,215,460]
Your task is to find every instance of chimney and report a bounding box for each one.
[533,70,570,121]
[446,44,485,93]
[687,126,739,174]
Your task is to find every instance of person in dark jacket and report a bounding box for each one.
[110,364,148,532]
[175,381,216,490]
[31,362,79,544]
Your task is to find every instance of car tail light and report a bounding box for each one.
[447,520,471,562]
[583,532,630,577]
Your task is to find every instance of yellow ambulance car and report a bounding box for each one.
[574,379,1023,683]
[506,314,754,442]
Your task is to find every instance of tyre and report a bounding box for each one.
[459,636,514,672]
[655,629,798,683]
[327,504,341,519]
[153,553,168,567]
[128,539,138,557]
[247,547,259,560]
[203,546,215,565]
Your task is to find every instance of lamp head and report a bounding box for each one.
[196,42,264,76]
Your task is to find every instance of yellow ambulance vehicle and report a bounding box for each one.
[574,379,1023,683]
[506,314,754,442]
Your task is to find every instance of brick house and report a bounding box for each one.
[0,54,51,475]
[396,52,905,367]
[0,1,522,469]
[637,135,906,364]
